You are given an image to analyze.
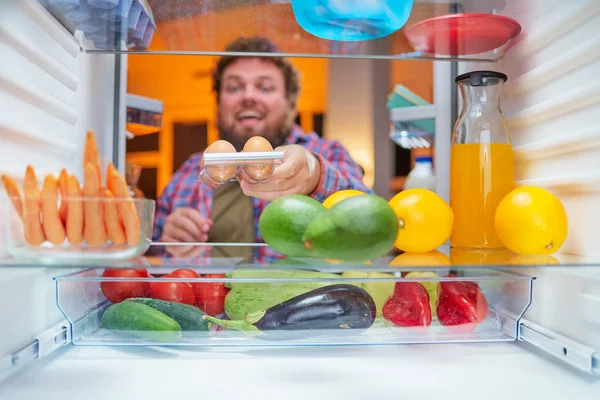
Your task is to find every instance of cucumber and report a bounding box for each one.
[125,298,210,332]
[101,301,182,342]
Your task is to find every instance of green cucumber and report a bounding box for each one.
[125,298,210,332]
[101,301,182,342]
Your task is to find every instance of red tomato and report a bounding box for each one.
[195,274,229,316]
[167,268,200,279]
[149,280,196,306]
[100,268,150,304]
[165,268,201,289]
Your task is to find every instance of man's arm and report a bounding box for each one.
[310,140,374,202]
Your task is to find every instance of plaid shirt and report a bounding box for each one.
[151,125,373,262]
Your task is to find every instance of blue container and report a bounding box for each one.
[291,0,414,42]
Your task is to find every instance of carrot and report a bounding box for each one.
[106,162,116,194]
[22,166,45,245]
[1,174,24,219]
[84,130,102,186]
[109,168,141,246]
[57,168,69,224]
[83,163,107,246]
[66,175,84,245]
[104,188,126,245]
[41,174,66,245]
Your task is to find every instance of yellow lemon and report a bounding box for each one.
[388,189,454,253]
[322,189,366,208]
[495,186,568,255]
[388,250,451,267]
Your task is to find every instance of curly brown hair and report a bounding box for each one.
[211,37,301,108]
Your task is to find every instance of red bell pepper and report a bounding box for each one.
[437,276,489,333]
[382,281,432,332]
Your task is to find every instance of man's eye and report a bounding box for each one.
[225,86,240,93]
[259,86,274,93]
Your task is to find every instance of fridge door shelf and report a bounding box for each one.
[54,266,534,347]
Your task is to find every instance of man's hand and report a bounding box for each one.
[240,144,321,201]
[159,207,213,257]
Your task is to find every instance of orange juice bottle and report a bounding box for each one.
[450,71,515,249]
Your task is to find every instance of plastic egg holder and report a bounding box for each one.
[198,151,284,188]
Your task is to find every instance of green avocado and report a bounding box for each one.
[258,194,326,257]
[302,195,399,261]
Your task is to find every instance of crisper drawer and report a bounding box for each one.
[53,264,534,347]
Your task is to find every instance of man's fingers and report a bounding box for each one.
[176,207,212,231]
[163,224,198,243]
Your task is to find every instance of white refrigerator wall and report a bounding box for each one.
[458,0,600,351]
[0,0,122,363]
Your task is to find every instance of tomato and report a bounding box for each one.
[195,274,229,316]
[100,268,150,304]
[165,268,201,288]
[149,280,196,306]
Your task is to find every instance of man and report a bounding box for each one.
[152,36,372,262]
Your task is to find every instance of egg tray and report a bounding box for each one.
[198,151,284,188]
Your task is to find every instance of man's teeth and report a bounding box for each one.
[238,111,261,119]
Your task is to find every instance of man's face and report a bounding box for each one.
[217,57,295,151]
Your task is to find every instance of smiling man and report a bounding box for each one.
[152,36,372,261]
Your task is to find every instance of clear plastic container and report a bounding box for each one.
[198,151,284,188]
[88,0,119,9]
[2,196,155,264]
[99,0,134,22]
[291,0,415,42]
[48,0,80,11]
[53,264,534,347]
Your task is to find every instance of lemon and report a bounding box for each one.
[388,189,454,253]
[495,186,568,255]
[388,250,451,267]
[322,189,366,208]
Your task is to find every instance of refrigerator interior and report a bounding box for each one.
[0,0,600,396]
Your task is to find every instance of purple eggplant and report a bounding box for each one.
[203,284,376,340]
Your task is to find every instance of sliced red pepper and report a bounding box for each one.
[437,276,489,333]
[382,281,432,333]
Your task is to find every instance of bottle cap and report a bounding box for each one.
[415,156,433,163]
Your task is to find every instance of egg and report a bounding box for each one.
[200,140,237,183]
[242,136,274,182]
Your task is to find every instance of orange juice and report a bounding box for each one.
[450,143,515,248]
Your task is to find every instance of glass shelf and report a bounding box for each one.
[45,0,517,61]
[1,243,599,269]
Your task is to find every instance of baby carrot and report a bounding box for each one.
[83,163,107,246]
[57,168,69,224]
[1,174,23,218]
[66,175,83,245]
[84,130,102,185]
[23,166,45,245]
[110,169,141,246]
[41,174,66,245]
[104,188,126,245]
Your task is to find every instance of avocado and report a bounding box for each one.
[302,195,399,261]
[258,194,326,257]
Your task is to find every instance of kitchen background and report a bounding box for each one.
[124,1,442,200]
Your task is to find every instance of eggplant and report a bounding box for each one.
[203,284,377,340]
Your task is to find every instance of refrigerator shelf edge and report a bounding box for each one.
[0,321,70,383]
[519,320,600,376]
